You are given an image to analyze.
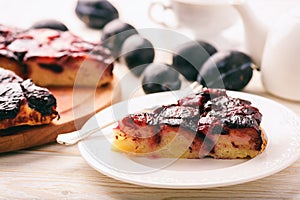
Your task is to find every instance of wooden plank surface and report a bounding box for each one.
[0,143,300,199]
[0,77,121,153]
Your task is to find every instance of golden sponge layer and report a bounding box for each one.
[0,103,57,130]
[112,126,266,159]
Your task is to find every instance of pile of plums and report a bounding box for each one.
[140,41,254,94]
[172,41,254,91]
[99,18,254,94]
[29,0,256,95]
[100,19,254,94]
[99,19,181,94]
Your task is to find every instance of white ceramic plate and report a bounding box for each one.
[78,91,300,189]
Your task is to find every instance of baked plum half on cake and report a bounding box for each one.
[0,68,59,130]
[112,88,266,159]
[0,24,113,87]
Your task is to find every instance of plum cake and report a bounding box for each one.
[0,24,113,87]
[0,67,59,130]
[113,88,267,159]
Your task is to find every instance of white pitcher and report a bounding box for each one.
[233,1,300,101]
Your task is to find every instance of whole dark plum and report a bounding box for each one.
[197,50,253,91]
[75,0,119,29]
[142,63,181,94]
[172,41,217,81]
[121,34,155,76]
[30,19,68,31]
[101,19,138,59]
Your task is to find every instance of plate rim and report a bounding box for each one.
[78,91,300,189]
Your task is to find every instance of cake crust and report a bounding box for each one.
[113,88,267,159]
[0,24,114,87]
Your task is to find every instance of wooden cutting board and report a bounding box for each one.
[0,77,121,153]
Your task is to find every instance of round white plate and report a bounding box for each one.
[78,91,300,189]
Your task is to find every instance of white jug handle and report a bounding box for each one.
[148,1,178,29]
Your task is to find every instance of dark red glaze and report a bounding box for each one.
[198,95,262,136]
[0,82,24,120]
[147,88,227,132]
[129,113,154,126]
[0,68,58,120]
[0,24,113,75]
[178,88,227,107]
[117,88,263,146]
[0,67,22,84]
[0,68,24,120]
[149,105,199,132]
[21,79,58,116]
[119,114,158,138]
